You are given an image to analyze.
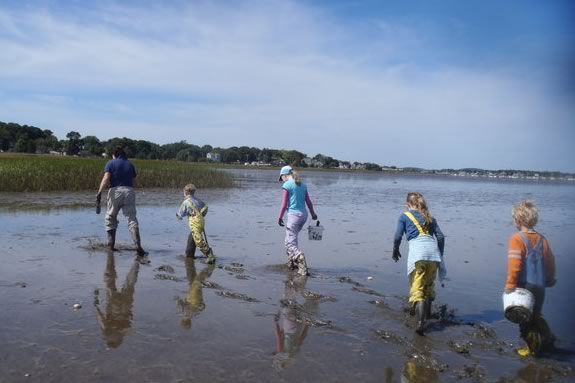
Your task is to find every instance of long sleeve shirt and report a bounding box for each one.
[177,195,208,220]
[393,210,445,255]
[278,180,316,220]
[505,231,555,290]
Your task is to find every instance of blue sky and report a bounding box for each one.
[1,0,574,172]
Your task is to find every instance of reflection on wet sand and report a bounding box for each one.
[401,336,441,383]
[401,359,439,383]
[515,363,555,383]
[176,257,215,329]
[273,273,320,370]
[94,252,140,348]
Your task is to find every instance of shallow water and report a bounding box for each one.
[1,169,574,382]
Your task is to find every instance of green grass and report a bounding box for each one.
[0,154,233,192]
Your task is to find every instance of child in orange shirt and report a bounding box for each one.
[505,200,556,356]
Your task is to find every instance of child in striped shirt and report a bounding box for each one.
[177,184,215,264]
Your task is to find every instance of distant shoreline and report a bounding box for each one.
[215,163,575,183]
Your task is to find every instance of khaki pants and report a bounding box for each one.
[105,186,138,232]
[408,260,438,304]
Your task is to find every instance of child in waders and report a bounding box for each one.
[392,192,446,335]
[277,166,318,276]
[506,200,556,357]
[176,184,215,264]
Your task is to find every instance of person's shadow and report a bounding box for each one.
[272,273,320,370]
[94,252,140,348]
[176,257,215,329]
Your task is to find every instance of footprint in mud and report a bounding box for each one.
[153,264,176,280]
[471,322,497,339]
[215,290,259,302]
[264,264,291,273]
[368,299,388,308]
[338,276,364,287]
[154,265,175,274]
[352,286,385,297]
[154,274,182,282]
[372,329,407,345]
[448,340,472,355]
[81,239,147,254]
[301,290,337,302]
[340,276,386,297]
[201,280,223,289]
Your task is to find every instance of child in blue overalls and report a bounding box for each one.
[392,192,446,335]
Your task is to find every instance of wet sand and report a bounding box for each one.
[1,169,574,382]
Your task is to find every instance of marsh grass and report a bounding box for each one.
[0,154,233,192]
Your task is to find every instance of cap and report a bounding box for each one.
[278,165,293,181]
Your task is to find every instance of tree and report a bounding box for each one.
[15,137,35,153]
[65,131,83,155]
[84,135,104,156]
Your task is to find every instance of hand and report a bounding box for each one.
[392,248,401,262]
[176,213,182,221]
[311,213,318,220]
[278,218,285,227]
[95,192,102,214]
[504,288,516,294]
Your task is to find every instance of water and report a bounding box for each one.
[1,168,574,382]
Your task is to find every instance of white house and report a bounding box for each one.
[206,152,221,162]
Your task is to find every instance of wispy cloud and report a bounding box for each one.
[0,0,573,171]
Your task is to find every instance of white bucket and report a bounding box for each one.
[308,221,324,241]
[502,288,534,324]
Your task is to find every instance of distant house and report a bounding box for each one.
[303,157,325,167]
[271,158,286,167]
[206,152,221,162]
[339,161,351,170]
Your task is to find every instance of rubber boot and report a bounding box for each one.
[106,230,116,251]
[287,257,297,271]
[129,227,147,256]
[297,254,309,276]
[424,298,432,319]
[206,248,216,265]
[185,232,196,258]
[415,301,426,335]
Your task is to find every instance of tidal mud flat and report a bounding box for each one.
[1,169,574,382]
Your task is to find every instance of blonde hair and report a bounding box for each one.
[184,183,197,195]
[291,169,301,185]
[512,200,538,229]
[291,170,302,185]
[406,192,433,229]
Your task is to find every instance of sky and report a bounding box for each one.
[0,0,574,172]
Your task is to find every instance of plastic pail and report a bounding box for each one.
[308,221,324,241]
[502,288,534,324]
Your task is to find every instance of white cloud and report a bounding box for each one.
[0,1,573,171]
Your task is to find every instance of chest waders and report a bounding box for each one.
[185,202,215,264]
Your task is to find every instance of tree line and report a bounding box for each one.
[0,121,379,169]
